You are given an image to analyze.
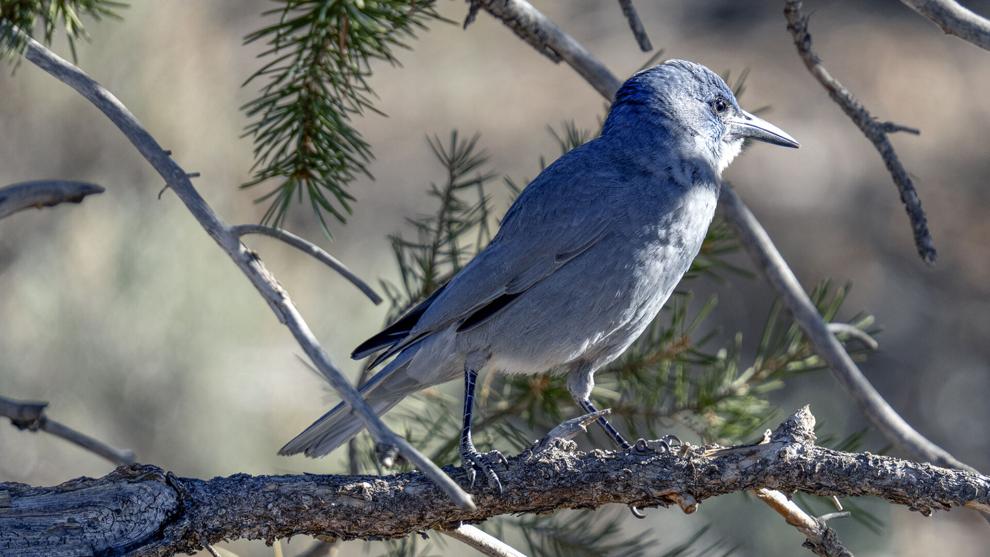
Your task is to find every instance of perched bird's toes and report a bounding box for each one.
[658,434,682,452]
[461,449,506,493]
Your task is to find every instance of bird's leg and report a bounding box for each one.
[566,365,633,450]
[460,365,507,492]
[577,397,632,451]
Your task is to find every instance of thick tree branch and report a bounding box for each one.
[0,395,136,466]
[900,0,990,51]
[230,224,382,305]
[2,408,986,556]
[467,0,978,477]
[16,32,473,510]
[0,179,104,219]
[784,0,936,264]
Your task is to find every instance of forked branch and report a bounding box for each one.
[0,395,135,466]
[16,31,472,511]
[784,0,936,264]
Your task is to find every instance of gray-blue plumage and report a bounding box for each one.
[281,60,798,471]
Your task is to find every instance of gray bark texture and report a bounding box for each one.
[2,408,987,556]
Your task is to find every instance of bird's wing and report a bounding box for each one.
[350,140,628,367]
[352,155,622,366]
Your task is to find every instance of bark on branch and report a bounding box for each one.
[1,408,986,556]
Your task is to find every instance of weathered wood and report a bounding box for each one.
[2,408,987,556]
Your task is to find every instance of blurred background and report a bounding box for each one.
[2,1,989,555]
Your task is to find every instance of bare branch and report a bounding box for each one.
[466,0,621,100]
[0,395,135,466]
[784,0,936,265]
[0,180,104,220]
[2,407,987,556]
[444,525,528,557]
[900,0,990,51]
[17,32,473,511]
[616,0,653,51]
[754,488,853,557]
[719,183,972,472]
[827,322,879,351]
[467,0,980,479]
[230,224,382,305]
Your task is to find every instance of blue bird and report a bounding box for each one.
[281,60,798,489]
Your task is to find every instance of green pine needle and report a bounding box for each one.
[0,0,125,61]
[241,0,445,235]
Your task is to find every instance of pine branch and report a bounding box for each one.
[0,0,124,60]
[241,0,444,234]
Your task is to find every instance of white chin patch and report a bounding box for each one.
[717,139,744,175]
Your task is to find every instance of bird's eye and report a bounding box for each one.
[712,98,729,115]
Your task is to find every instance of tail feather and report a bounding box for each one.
[280,352,422,458]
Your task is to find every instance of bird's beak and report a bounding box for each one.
[727,110,800,148]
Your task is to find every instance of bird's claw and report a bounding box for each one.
[462,448,506,493]
[658,434,682,452]
[634,434,683,454]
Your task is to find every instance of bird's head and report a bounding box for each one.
[602,59,798,175]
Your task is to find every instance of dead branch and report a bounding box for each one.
[0,395,135,466]
[784,0,936,264]
[616,0,653,51]
[2,408,986,556]
[0,180,103,219]
[900,0,990,51]
[754,488,853,557]
[444,524,528,557]
[230,224,382,305]
[16,31,472,511]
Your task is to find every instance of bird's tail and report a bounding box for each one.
[279,350,423,458]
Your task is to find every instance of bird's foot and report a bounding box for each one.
[461,447,508,493]
[633,434,683,454]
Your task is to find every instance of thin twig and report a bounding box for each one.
[827,322,879,351]
[784,0,936,264]
[0,395,136,466]
[900,0,990,51]
[754,488,853,557]
[444,524,528,557]
[468,0,978,478]
[616,0,652,51]
[230,224,382,305]
[18,33,473,511]
[0,180,104,220]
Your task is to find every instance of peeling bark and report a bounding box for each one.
[1,408,987,556]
